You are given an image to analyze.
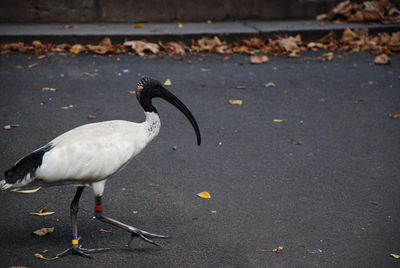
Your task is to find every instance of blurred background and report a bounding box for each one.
[0,0,344,22]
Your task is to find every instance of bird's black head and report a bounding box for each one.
[136,77,164,101]
[135,76,201,145]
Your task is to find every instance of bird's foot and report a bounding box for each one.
[127,227,169,247]
[56,245,110,259]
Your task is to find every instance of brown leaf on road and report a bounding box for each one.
[99,229,112,233]
[87,115,97,119]
[390,253,400,259]
[390,112,400,119]
[322,52,334,61]
[33,227,55,236]
[3,124,20,130]
[123,40,159,56]
[82,72,97,77]
[200,68,210,72]
[256,246,284,253]
[236,85,247,90]
[37,55,47,60]
[341,28,358,42]
[163,41,186,55]
[30,206,55,216]
[70,44,85,54]
[41,87,56,91]
[34,253,58,261]
[250,55,269,64]
[228,99,243,105]
[16,63,38,69]
[291,140,303,145]
[316,13,329,20]
[374,54,390,65]
[278,37,299,52]
[11,187,41,193]
[134,23,145,29]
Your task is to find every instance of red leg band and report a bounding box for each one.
[95,205,103,212]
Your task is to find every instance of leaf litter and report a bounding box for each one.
[256,246,284,253]
[32,227,55,236]
[1,29,398,59]
[197,191,211,199]
[11,187,41,193]
[30,206,55,216]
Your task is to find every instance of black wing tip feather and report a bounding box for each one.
[4,144,53,184]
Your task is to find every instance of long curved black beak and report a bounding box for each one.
[160,87,201,145]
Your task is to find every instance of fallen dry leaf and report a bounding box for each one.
[34,253,58,261]
[99,229,112,233]
[390,253,400,259]
[37,55,47,60]
[30,206,55,216]
[374,54,390,65]
[134,23,145,29]
[82,72,97,77]
[264,82,276,87]
[87,115,97,119]
[228,99,243,105]
[70,44,85,54]
[164,78,172,86]
[278,37,299,52]
[200,68,210,72]
[236,85,247,90]
[3,124,20,130]
[250,55,269,64]
[291,140,303,145]
[256,246,284,253]
[390,112,400,119]
[63,24,75,29]
[322,52,334,61]
[272,246,284,253]
[176,23,184,28]
[11,187,41,193]
[41,87,56,91]
[33,227,55,236]
[124,40,159,56]
[197,191,211,199]
[16,63,38,69]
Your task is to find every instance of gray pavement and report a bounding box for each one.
[0,51,399,267]
[1,21,399,43]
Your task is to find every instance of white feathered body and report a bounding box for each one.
[1,112,161,192]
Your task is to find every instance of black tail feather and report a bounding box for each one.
[4,144,52,184]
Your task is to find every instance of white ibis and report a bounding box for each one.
[0,77,201,258]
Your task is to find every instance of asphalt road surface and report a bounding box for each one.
[0,51,399,268]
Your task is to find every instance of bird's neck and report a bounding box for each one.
[144,111,161,140]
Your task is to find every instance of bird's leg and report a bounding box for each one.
[56,186,110,259]
[94,196,169,247]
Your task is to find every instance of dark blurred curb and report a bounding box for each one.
[0,21,399,44]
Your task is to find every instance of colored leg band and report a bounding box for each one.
[95,205,103,212]
[72,235,78,240]
[72,239,79,245]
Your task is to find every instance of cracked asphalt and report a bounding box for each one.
[0,51,399,267]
